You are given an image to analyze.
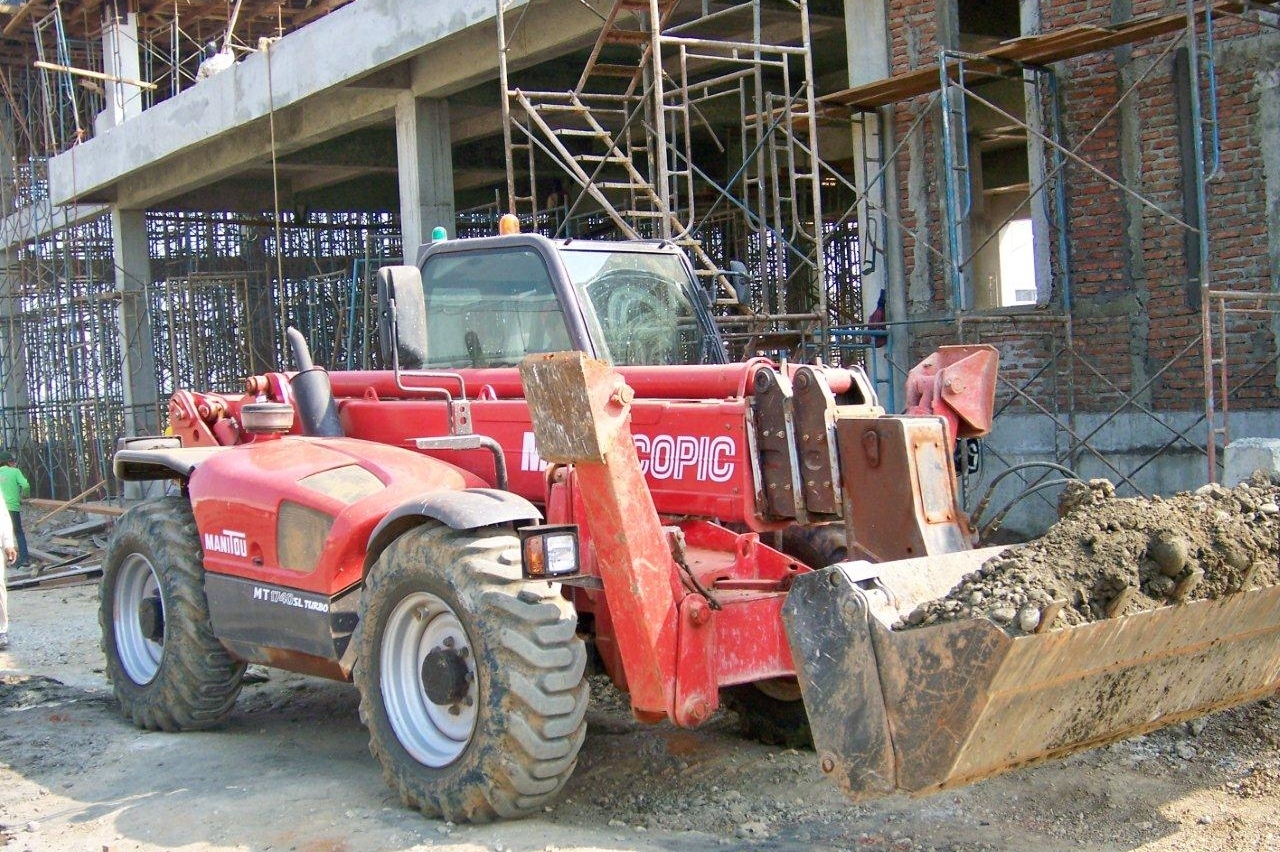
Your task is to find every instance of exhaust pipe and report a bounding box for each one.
[286,327,343,438]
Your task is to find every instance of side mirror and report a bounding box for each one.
[376,265,428,370]
[726,260,752,305]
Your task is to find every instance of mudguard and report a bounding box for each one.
[187,435,499,678]
[114,439,230,481]
[365,488,542,567]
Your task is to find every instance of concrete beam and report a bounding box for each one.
[48,0,612,209]
[62,84,402,209]
[0,203,109,252]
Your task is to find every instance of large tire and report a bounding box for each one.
[723,677,812,747]
[781,522,848,569]
[354,522,587,822]
[99,496,246,731]
[725,523,849,748]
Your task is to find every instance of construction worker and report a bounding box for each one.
[0,451,29,568]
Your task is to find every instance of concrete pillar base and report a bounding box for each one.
[1224,437,1280,486]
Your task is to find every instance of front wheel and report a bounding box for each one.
[355,522,587,822]
[99,497,245,731]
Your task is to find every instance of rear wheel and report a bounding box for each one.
[725,523,849,748]
[99,497,245,731]
[724,676,811,747]
[355,522,587,822]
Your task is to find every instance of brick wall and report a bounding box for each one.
[885,0,1280,413]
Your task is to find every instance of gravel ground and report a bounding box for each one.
[0,578,1278,851]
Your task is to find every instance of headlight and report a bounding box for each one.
[519,525,580,579]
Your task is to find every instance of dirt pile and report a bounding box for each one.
[899,473,1280,634]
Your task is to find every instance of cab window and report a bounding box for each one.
[419,248,573,368]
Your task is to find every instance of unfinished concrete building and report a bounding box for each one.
[0,0,1276,536]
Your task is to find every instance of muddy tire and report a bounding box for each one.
[354,522,587,822]
[781,522,848,569]
[723,677,812,747]
[99,497,246,731]
[725,523,848,748]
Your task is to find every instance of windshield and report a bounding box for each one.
[559,249,719,366]
[418,247,573,368]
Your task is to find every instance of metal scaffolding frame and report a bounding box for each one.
[815,0,1280,520]
[0,0,1272,509]
[495,0,846,358]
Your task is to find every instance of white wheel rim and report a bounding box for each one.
[114,553,164,685]
[380,591,478,767]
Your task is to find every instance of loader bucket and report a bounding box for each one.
[782,549,1280,800]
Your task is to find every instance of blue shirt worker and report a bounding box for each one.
[0,451,30,569]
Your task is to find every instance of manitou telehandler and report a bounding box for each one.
[102,231,1280,822]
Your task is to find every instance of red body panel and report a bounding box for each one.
[188,436,485,596]
[169,352,984,727]
[338,396,763,527]
[517,353,807,725]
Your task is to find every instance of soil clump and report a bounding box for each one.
[900,473,1280,634]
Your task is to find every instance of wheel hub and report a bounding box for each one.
[380,590,478,766]
[137,595,164,642]
[421,643,471,707]
[113,553,165,686]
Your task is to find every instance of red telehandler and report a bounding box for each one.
[103,232,1280,821]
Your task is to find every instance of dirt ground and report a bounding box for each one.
[1,578,1278,852]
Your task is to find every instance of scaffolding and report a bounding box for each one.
[492,0,1280,528]
[0,0,1274,515]
[495,0,852,359]
[814,0,1280,524]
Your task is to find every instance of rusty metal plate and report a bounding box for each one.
[782,567,896,798]
[519,352,631,464]
[791,365,842,518]
[836,417,968,562]
[751,365,803,520]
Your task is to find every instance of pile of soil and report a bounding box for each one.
[898,473,1280,635]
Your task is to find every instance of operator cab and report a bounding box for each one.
[378,233,728,369]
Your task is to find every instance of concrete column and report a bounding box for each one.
[0,312,29,410]
[395,94,454,264]
[112,207,159,437]
[1021,0,1053,307]
[0,107,21,427]
[1258,67,1280,390]
[845,0,901,398]
[0,113,15,217]
[96,12,144,134]
[0,286,30,451]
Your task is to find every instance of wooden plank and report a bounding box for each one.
[27,497,126,517]
[821,7,1221,111]
[2,0,36,37]
[49,518,109,537]
[8,563,101,590]
[33,59,158,90]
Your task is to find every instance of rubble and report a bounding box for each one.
[899,472,1280,634]
[8,505,115,590]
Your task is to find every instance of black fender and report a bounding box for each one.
[364,487,542,571]
[114,439,231,481]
